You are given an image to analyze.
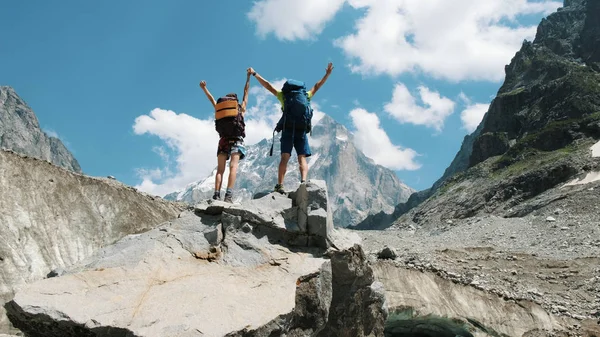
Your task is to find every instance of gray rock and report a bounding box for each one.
[308,208,328,238]
[241,223,253,233]
[252,191,271,199]
[296,185,309,232]
[197,180,338,250]
[222,212,243,231]
[296,181,335,249]
[45,268,66,279]
[5,189,385,337]
[377,247,398,260]
[0,86,81,173]
[0,149,183,334]
[229,262,334,337]
[317,244,387,337]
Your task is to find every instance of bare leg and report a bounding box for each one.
[278,153,291,185]
[298,155,308,182]
[215,154,227,192]
[227,153,240,189]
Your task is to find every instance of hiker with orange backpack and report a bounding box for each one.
[248,63,334,193]
[199,68,252,203]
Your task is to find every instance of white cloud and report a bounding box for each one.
[248,0,346,41]
[384,83,455,131]
[132,108,218,197]
[350,108,421,170]
[132,81,328,197]
[335,0,562,82]
[458,92,471,105]
[460,103,490,133]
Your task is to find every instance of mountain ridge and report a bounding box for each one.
[355,0,600,230]
[165,114,415,227]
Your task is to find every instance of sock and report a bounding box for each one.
[214,190,220,196]
[225,188,233,195]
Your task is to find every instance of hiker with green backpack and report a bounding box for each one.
[249,63,334,193]
[199,68,252,203]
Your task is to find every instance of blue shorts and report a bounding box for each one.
[217,137,246,160]
[280,130,311,157]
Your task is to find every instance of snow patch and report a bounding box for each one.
[591,140,600,158]
[562,171,600,187]
[336,134,348,142]
[309,136,323,148]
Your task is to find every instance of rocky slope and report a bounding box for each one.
[359,178,600,336]
[5,181,388,337]
[344,1,600,335]
[7,177,598,337]
[357,0,600,230]
[0,149,185,335]
[166,114,414,228]
[0,86,81,173]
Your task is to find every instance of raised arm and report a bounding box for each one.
[309,62,334,96]
[249,68,278,96]
[240,68,252,114]
[199,81,217,108]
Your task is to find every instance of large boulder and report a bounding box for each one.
[5,181,382,337]
[0,149,184,334]
[296,180,335,249]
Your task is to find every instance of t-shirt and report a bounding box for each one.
[276,90,313,110]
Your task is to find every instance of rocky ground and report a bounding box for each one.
[4,181,388,337]
[357,179,600,335]
[0,149,186,335]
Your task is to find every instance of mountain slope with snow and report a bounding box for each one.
[165,115,414,227]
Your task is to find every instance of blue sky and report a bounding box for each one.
[1,0,562,195]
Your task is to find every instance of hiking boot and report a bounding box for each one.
[273,184,285,194]
[212,192,220,200]
[224,193,233,203]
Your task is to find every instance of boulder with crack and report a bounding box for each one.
[5,181,383,337]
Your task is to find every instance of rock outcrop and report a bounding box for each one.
[472,0,600,168]
[359,216,600,336]
[165,115,415,228]
[0,86,81,173]
[358,0,600,229]
[5,181,387,337]
[373,262,565,337]
[0,149,185,334]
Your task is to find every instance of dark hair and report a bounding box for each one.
[225,93,238,100]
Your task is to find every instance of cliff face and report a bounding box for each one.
[0,86,81,173]
[470,0,599,167]
[356,0,600,230]
[0,149,184,334]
